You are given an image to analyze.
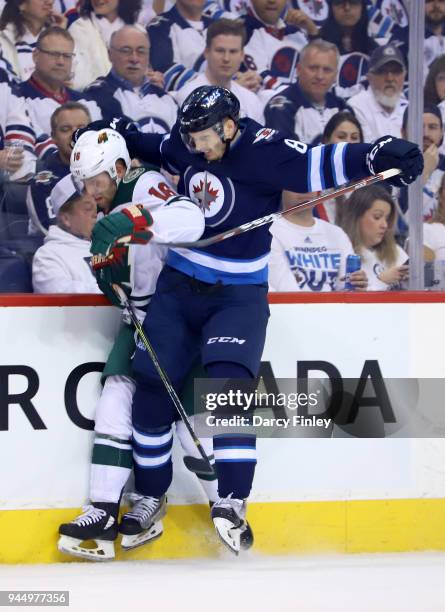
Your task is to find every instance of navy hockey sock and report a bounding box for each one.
[206,362,257,499]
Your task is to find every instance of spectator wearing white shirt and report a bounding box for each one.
[0,0,67,81]
[32,173,100,293]
[69,0,142,90]
[175,19,263,124]
[338,184,409,291]
[348,43,408,144]
[269,190,368,292]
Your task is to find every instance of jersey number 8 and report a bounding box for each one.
[284,139,308,154]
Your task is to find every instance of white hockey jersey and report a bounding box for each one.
[0,69,36,180]
[103,166,204,307]
[242,10,308,93]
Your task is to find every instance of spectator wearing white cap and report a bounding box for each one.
[32,173,100,293]
[348,43,408,143]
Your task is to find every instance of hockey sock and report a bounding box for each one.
[206,362,257,499]
[132,425,173,497]
[90,434,133,503]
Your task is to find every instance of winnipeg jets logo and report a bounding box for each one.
[189,171,226,220]
[186,169,234,227]
[192,178,219,211]
[300,0,328,21]
[381,0,408,27]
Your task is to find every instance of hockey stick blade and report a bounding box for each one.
[111,284,216,478]
[183,454,215,477]
[162,168,401,249]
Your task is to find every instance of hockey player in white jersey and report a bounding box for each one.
[57,128,213,561]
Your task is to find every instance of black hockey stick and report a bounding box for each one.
[111,284,216,477]
[161,168,401,249]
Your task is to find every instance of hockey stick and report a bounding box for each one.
[162,168,401,249]
[111,284,216,477]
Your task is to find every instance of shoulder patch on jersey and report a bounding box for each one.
[267,95,290,110]
[34,170,56,184]
[148,15,167,27]
[123,167,146,183]
[253,128,277,144]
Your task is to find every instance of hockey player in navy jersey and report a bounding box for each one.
[83,86,423,553]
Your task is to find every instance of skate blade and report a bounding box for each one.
[120,520,163,551]
[57,535,115,561]
[213,517,241,555]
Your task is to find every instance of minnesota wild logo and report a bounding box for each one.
[97,132,109,144]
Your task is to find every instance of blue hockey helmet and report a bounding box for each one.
[179,86,240,151]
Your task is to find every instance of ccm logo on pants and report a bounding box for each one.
[207,337,246,345]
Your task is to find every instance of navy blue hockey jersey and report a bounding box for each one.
[27,151,69,235]
[264,82,348,143]
[84,71,177,134]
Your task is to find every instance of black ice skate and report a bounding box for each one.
[211,495,252,555]
[58,502,119,561]
[119,494,166,550]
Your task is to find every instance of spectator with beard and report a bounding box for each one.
[348,43,408,143]
[398,105,445,224]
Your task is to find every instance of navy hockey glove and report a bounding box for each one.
[71,116,139,148]
[366,136,424,187]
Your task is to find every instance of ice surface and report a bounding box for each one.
[1,553,444,612]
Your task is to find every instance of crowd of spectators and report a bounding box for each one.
[0,0,443,294]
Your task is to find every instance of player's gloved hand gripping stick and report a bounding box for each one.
[111,284,216,478]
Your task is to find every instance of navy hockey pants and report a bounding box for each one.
[131,266,270,499]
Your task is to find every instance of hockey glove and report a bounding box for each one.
[71,116,139,148]
[366,136,424,187]
[95,247,132,308]
[91,205,154,257]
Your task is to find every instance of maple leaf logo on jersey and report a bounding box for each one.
[192,179,219,211]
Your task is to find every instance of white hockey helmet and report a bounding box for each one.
[70,128,131,185]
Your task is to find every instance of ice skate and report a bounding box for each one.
[211,495,251,555]
[58,502,119,561]
[119,494,166,550]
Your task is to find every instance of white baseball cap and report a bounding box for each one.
[50,174,82,216]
